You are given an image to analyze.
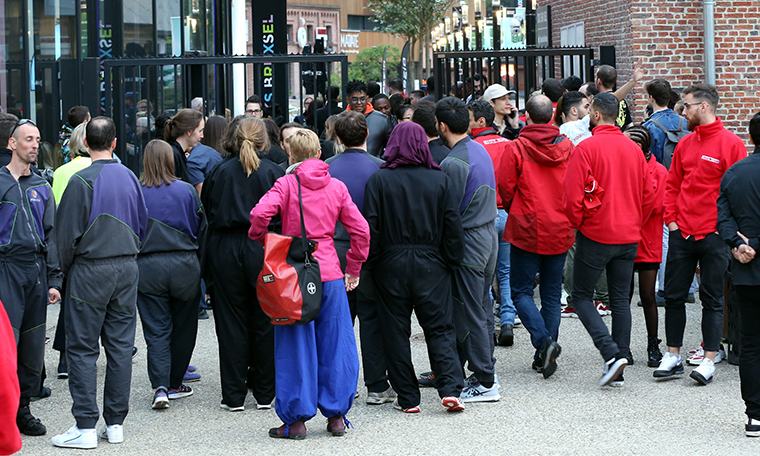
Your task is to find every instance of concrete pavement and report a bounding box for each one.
[17,295,758,455]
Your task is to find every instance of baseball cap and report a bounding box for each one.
[482,84,515,101]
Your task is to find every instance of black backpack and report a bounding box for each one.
[648,116,688,170]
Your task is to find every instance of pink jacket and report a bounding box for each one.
[248,159,369,281]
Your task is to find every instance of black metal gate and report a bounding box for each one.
[433,48,596,110]
[102,53,349,174]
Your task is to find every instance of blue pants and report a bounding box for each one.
[274,279,359,424]
[510,246,566,356]
[495,209,515,327]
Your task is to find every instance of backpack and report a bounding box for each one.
[648,116,688,170]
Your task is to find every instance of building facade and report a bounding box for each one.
[541,0,759,145]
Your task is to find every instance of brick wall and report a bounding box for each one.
[542,0,760,147]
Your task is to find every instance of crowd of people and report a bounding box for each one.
[1,62,760,453]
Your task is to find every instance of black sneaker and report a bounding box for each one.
[417,371,435,387]
[746,418,760,438]
[540,340,561,379]
[198,307,209,320]
[647,338,663,368]
[531,358,543,374]
[17,408,46,436]
[626,350,635,366]
[497,324,514,347]
[132,346,138,358]
[57,359,68,379]
[30,386,51,402]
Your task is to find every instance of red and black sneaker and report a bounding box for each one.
[417,371,435,387]
[442,396,465,412]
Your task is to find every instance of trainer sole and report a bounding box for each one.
[542,343,562,379]
[442,397,465,412]
[460,394,501,403]
[690,370,713,385]
[653,366,685,378]
[599,361,627,387]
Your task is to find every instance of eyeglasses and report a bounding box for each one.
[682,101,703,110]
[9,119,36,138]
[245,109,263,114]
[350,97,367,104]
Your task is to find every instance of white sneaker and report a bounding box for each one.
[52,426,97,449]
[595,302,611,316]
[653,352,684,378]
[98,424,124,444]
[514,316,522,327]
[460,382,500,403]
[219,402,245,412]
[690,358,715,385]
[688,344,725,365]
[599,357,627,387]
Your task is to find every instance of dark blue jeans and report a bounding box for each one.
[572,232,638,362]
[510,245,567,355]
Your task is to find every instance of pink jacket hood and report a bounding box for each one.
[249,159,370,280]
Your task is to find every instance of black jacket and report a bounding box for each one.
[363,165,464,270]
[365,110,394,158]
[200,155,284,233]
[717,149,760,285]
[316,101,344,138]
[170,141,191,182]
[428,138,450,165]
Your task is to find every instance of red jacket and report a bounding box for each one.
[0,303,21,455]
[563,124,655,245]
[498,124,575,255]
[636,156,668,263]
[663,118,746,238]
[472,127,511,209]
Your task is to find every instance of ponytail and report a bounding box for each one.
[240,137,262,176]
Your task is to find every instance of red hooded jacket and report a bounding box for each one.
[563,124,655,245]
[663,118,746,239]
[0,303,21,455]
[498,124,575,255]
[636,156,668,263]
[472,126,511,209]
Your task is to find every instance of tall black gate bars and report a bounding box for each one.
[102,53,349,174]
[433,48,596,110]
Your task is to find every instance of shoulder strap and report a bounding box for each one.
[649,117,670,134]
[294,175,310,256]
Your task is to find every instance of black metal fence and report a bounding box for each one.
[433,48,595,110]
[102,53,349,174]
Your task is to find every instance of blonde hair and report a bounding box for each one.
[69,123,88,158]
[285,129,321,164]
[324,116,345,156]
[222,116,268,176]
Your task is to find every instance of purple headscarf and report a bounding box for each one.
[381,121,441,170]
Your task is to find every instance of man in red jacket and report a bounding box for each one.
[499,95,574,379]
[563,93,654,387]
[655,83,747,385]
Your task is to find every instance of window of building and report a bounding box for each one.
[307,24,314,43]
[326,25,332,43]
[347,15,382,31]
[560,22,585,80]
[287,24,293,42]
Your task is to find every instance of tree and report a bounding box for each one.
[348,45,401,83]
[367,0,454,82]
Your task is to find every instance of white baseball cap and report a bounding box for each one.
[482,84,516,101]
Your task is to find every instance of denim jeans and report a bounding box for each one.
[510,245,567,354]
[495,209,515,326]
[572,232,638,362]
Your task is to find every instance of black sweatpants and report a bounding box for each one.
[0,255,47,409]
[336,240,389,393]
[664,231,729,352]
[736,285,760,421]
[66,256,138,429]
[373,249,463,409]
[137,252,200,390]
[207,231,274,408]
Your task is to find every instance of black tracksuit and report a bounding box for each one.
[717,149,760,421]
[0,166,62,411]
[363,165,465,409]
[138,180,207,391]
[171,141,191,183]
[200,156,284,408]
[56,158,148,429]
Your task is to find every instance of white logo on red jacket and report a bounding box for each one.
[701,155,719,164]
[483,138,509,145]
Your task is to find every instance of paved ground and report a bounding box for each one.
[17,291,758,455]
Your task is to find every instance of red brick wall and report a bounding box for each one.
[542,0,759,147]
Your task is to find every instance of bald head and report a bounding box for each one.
[525,94,554,125]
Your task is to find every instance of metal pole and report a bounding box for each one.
[702,0,716,85]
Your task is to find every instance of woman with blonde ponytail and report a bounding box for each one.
[200,116,284,411]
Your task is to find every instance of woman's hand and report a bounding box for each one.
[344,274,360,292]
